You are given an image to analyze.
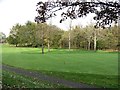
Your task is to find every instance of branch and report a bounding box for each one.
[35,1,120,28]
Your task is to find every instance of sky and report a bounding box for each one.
[1,0,117,37]
[0,0,41,36]
[0,0,97,37]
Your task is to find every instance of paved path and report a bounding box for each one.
[2,64,96,88]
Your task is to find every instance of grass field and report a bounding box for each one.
[2,44,118,88]
[2,70,65,88]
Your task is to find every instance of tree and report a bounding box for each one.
[7,24,21,47]
[35,0,119,52]
[0,32,6,43]
[35,23,46,54]
[35,0,120,29]
[60,31,69,48]
[48,25,63,49]
[47,17,53,52]
[7,21,119,51]
[47,24,50,52]
[68,20,72,50]
[71,26,81,48]
[17,21,36,47]
[35,2,47,54]
[97,26,118,50]
[17,25,26,46]
[83,25,94,50]
[24,21,36,46]
[7,22,37,47]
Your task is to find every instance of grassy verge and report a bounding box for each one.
[37,70,118,88]
[2,70,67,88]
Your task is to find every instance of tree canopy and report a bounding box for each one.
[35,0,120,28]
[7,21,119,51]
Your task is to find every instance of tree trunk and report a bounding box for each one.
[48,17,52,52]
[88,38,91,50]
[60,40,62,48]
[16,44,17,47]
[69,20,72,51]
[48,39,50,52]
[75,42,77,49]
[41,25,44,54]
[69,31,71,51]
[94,30,97,51]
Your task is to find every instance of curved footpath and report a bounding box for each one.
[2,64,96,88]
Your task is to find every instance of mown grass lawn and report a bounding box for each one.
[2,44,118,88]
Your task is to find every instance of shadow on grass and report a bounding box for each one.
[2,64,118,88]
[20,49,98,55]
[20,49,119,55]
[37,70,118,88]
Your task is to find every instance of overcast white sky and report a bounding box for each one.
[0,0,41,36]
[1,0,114,37]
[0,0,97,36]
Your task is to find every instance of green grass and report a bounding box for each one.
[38,70,118,88]
[2,44,118,88]
[2,70,66,88]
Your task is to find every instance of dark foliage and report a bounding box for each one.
[35,0,120,28]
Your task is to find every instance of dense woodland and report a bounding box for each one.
[6,21,119,51]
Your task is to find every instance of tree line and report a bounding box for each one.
[7,21,119,51]
[34,0,119,53]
